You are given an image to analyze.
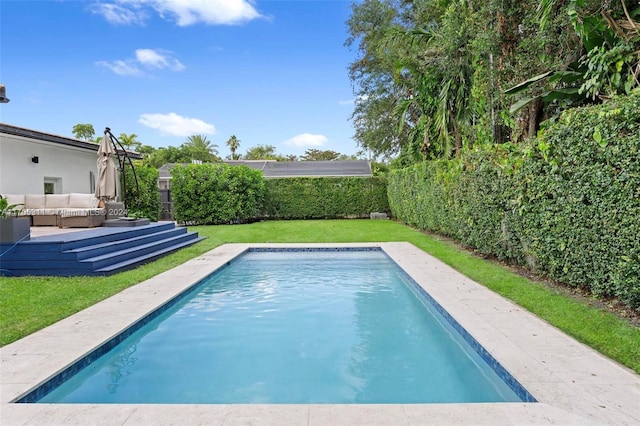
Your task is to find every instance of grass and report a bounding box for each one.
[1,219,638,374]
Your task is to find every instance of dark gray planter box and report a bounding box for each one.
[0,217,31,243]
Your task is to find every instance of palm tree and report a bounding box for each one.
[226,135,241,160]
[118,133,142,151]
[383,5,475,159]
[183,134,219,162]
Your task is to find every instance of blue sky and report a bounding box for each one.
[1,0,362,158]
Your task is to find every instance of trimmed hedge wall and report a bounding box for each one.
[123,164,160,221]
[171,168,389,224]
[262,177,390,220]
[389,92,640,309]
[171,163,265,225]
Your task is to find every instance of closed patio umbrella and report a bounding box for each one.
[95,131,118,203]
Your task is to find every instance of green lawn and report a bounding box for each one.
[1,219,638,374]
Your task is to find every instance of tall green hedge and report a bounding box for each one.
[389,92,640,309]
[263,177,390,219]
[518,92,640,308]
[171,163,265,225]
[122,163,160,221]
[387,148,525,263]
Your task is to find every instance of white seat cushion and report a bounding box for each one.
[3,194,25,207]
[68,193,98,209]
[45,194,70,209]
[25,194,46,209]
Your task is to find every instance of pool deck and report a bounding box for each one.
[1,242,639,425]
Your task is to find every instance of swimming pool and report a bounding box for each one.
[19,247,535,404]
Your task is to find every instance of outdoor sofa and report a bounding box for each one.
[2,193,106,228]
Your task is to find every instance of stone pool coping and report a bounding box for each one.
[1,242,639,425]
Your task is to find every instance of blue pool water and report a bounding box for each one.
[33,248,533,404]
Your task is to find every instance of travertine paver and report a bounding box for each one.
[2,242,639,425]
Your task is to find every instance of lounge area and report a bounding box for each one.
[3,193,106,228]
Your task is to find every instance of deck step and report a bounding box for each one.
[0,222,204,276]
[94,237,205,274]
[81,232,198,269]
[65,228,189,260]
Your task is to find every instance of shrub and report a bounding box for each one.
[389,92,640,309]
[171,163,265,225]
[122,163,160,221]
[263,177,389,220]
[517,91,640,301]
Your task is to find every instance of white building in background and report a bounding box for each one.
[0,123,140,195]
[0,123,99,195]
[158,160,373,190]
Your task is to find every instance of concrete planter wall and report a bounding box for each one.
[0,217,31,243]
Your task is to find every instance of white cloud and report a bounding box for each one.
[94,0,262,26]
[338,99,354,105]
[96,59,143,76]
[135,49,185,71]
[97,48,184,76]
[153,0,262,26]
[139,112,216,137]
[284,133,328,148]
[92,2,147,25]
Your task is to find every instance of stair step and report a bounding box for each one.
[58,222,177,250]
[94,236,205,274]
[0,235,203,276]
[0,259,96,272]
[0,222,204,276]
[65,228,188,260]
[81,233,200,269]
[11,223,177,254]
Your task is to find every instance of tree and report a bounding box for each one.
[243,144,283,160]
[183,134,219,162]
[346,0,408,160]
[72,124,96,141]
[118,133,142,151]
[137,144,156,157]
[136,144,156,163]
[338,153,359,160]
[225,135,241,160]
[384,4,477,159]
[145,145,189,168]
[355,1,482,160]
[345,0,638,162]
[300,149,342,161]
[346,0,475,160]
[506,0,640,132]
[351,93,406,161]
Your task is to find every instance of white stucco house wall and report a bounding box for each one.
[0,123,140,196]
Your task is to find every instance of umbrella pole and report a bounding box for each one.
[104,127,141,212]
